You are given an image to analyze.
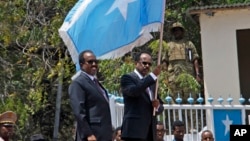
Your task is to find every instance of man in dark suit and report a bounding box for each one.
[120,51,164,141]
[68,50,113,141]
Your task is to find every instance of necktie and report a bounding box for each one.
[94,78,109,102]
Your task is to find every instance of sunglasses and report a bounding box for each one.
[140,61,152,66]
[85,60,98,65]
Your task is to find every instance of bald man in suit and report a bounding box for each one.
[69,50,112,141]
[121,51,164,141]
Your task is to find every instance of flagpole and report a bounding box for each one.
[153,0,166,116]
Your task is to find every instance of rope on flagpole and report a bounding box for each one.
[153,0,166,116]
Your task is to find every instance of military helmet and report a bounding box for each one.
[170,22,185,34]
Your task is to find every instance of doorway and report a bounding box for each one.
[236,29,250,102]
[236,29,250,123]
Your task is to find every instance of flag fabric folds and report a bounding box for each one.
[59,0,164,66]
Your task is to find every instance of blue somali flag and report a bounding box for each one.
[59,0,165,68]
[213,109,242,141]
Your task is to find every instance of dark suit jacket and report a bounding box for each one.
[68,72,112,141]
[120,72,164,140]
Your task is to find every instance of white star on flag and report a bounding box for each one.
[222,114,233,136]
[106,0,136,20]
[59,0,164,69]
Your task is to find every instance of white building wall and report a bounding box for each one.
[199,9,250,104]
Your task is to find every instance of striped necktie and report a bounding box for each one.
[94,78,109,102]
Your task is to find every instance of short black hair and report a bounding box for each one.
[172,120,185,131]
[78,50,94,67]
[134,51,152,62]
[157,121,164,126]
[201,129,214,136]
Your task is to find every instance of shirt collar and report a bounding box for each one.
[82,71,95,81]
[134,69,143,79]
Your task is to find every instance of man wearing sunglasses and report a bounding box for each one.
[121,51,164,141]
[0,111,17,141]
[68,50,113,141]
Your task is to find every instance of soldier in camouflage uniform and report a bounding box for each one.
[162,22,201,104]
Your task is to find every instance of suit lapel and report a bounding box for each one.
[130,72,152,102]
[81,72,109,103]
[95,80,109,102]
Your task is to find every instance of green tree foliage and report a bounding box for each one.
[98,57,134,94]
[0,0,75,140]
[0,0,249,140]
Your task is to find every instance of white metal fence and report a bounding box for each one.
[109,96,250,141]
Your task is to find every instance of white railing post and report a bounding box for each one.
[110,94,250,141]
